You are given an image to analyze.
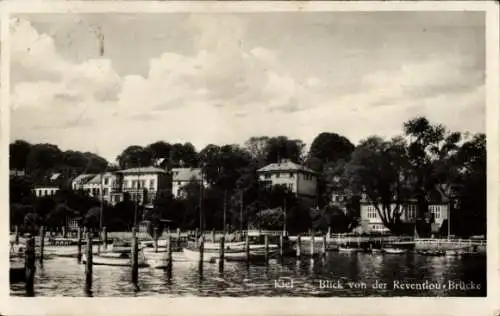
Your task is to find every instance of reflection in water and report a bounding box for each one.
[10,253,486,297]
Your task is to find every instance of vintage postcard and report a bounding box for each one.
[1,1,499,315]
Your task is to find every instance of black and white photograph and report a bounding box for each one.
[3,2,498,309]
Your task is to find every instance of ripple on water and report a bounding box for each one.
[10,252,486,297]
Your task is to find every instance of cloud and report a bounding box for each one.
[10,14,485,163]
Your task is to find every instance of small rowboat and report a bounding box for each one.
[82,251,149,267]
[338,246,362,253]
[382,247,407,254]
[182,245,276,263]
[143,251,190,269]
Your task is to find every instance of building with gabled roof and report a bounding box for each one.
[171,167,208,198]
[257,159,318,201]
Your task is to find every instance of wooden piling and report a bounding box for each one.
[153,227,159,253]
[176,228,181,249]
[245,233,250,264]
[264,234,269,264]
[218,236,225,273]
[212,229,216,242]
[25,236,36,297]
[198,236,204,278]
[322,235,327,256]
[85,232,93,294]
[75,227,82,263]
[14,225,19,244]
[310,231,315,257]
[103,227,108,250]
[166,234,172,277]
[296,235,302,257]
[131,227,138,284]
[39,226,45,265]
[195,228,199,247]
[62,226,66,239]
[279,234,284,258]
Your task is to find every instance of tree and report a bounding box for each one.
[116,146,154,169]
[244,136,269,166]
[25,143,63,178]
[344,136,412,233]
[308,132,355,168]
[264,136,305,164]
[9,140,32,171]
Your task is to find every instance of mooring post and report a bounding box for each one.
[176,228,181,249]
[62,226,67,239]
[195,228,199,248]
[131,227,139,284]
[279,234,284,258]
[198,236,204,278]
[212,229,216,243]
[153,227,159,253]
[166,234,172,277]
[264,234,269,264]
[85,232,93,295]
[74,227,81,263]
[310,230,315,257]
[296,235,302,258]
[39,226,45,265]
[102,227,108,250]
[25,235,36,297]
[322,234,327,256]
[245,233,250,265]
[218,235,225,273]
[15,225,19,244]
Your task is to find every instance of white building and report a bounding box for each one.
[113,167,170,205]
[32,173,61,197]
[360,202,449,233]
[71,174,96,191]
[257,159,318,199]
[171,168,208,198]
[79,172,118,204]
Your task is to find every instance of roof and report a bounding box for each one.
[118,166,167,174]
[86,172,116,184]
[257,160,316,174]
[172,167,202,182]
[72,173,96,185]
[33,172,65,188]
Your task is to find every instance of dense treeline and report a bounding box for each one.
[9,116,486,237]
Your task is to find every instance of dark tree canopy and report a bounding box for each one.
[308,132,355,166]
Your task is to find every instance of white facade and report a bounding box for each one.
[171,168,208,198]
[257,160,317,198]
[33,186,59,197]
[360,203,449,233]
[114,167,169,205]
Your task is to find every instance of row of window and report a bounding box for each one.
[124,179,156,189]
[263,173,314,180]
[365,205,442,219]
[34,189,59,196]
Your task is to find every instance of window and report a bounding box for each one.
[289,172,294,178]
[103,188,109,196]
[429,205,441,219]
[366,205,378,219]
[405,205,417,219]
[287,183,293,190]
[149,179,155,189]
[276,173,280,178]
[132,180,138,188]
[264,174,271,179]
[104,177,109,185]
[177,181,182,186]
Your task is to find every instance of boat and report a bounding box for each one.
[182,246,276,263]
[382,247,407,254]
[82,250,149,267]
[338,246,362,253]
[143,250,190,268]
[417,249,445,256]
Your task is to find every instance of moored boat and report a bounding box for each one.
[382,247,407,254]
[338,246,362,253]
[82,251,149,267]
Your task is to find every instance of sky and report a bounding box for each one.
[10,12,485,163]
